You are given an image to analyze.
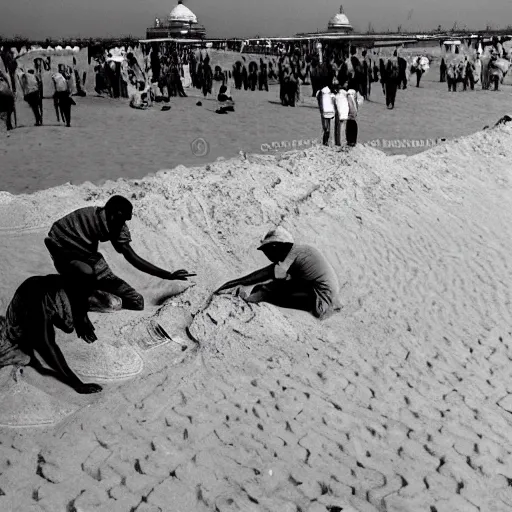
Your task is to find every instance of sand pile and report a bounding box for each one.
[0,125,512,510]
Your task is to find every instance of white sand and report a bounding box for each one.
[0,367,79,427]
[0,124,511,510]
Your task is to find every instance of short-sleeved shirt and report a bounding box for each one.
[47,206,131,262]
[274,244,339,311]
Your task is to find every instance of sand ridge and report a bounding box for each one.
[0,125,512,510]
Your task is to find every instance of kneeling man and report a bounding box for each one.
[215,227,340,319]
[45,195,195,342]
[0,275,102,394]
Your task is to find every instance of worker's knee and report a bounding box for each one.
[122,293,144,311]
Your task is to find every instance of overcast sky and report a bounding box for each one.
[2,0,511,40]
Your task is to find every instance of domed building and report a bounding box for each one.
[327,6,353,33]
[146,0,206,40]
[296,4,354,37]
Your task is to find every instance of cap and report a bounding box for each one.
[257,226,294,250]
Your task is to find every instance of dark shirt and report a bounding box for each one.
[48,206,131,261]
[1,276,73,351]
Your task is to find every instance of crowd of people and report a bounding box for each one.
[439,36,511,92]
[0,60,76,129]
[2,37,508,134]
[0,197,339,394]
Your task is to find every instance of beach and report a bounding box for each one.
[1,114,512,510]
[2,63,512,194]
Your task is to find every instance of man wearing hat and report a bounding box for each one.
[215,227,340,320]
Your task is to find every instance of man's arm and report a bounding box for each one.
[119,244,195,280]
[215,264,275,294]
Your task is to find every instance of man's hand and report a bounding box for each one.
[167,269,196,281]
[75,314,97,343]
[214,283,232,295]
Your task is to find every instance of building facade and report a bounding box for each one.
[296,5,354,38]
[146,1,206,40]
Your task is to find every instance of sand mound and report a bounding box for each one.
[188,295,300,358]
[0,368,79,427]
[1,124,512,510]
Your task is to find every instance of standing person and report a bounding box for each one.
[52,67,73,127]
[202,55,213,98]
[360,50,368,100]
[310,58,320,96]
[361,50,372,100]
[384,57,399,109]
[150,43,161,84]
[175,64,188,97]
[44,195,196,342]
[440,58,447,82]
[258,60,269,91]
[20,69,43,126]
[316,82,335,146]
[287,69,297,107]
[332,80,349,146]
[346,88,363,147]
[279,67,289,106]
[0,67,16,131]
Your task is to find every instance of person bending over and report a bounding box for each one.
[45,195,195,342]
[215,227,340,320]
[0,275,102,394]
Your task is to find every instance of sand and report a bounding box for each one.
[1,63,512,194]
[0,114,511,510]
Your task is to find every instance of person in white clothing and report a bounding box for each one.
[316,84,335,146]
[52,65,75,127]
[20,69,43,126]
[331,79,349,146]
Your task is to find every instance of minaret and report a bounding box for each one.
[340,5,344,13]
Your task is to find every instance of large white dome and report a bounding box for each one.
[328,5,353,30]
[168,1,198,24]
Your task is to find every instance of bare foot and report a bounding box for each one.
[74,383,103,394]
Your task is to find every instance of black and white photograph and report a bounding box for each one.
[1,1,512,511]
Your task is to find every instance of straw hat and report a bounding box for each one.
[257,226,294,250]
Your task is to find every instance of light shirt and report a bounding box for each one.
[317,86,335,119]
[21,73,39,95]
[333,90,349,121]
[52,72,68,92]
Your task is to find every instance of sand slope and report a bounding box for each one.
[0,126,512,510]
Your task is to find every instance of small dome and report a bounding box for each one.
[328,5,353,31]
[169,1,198,24]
